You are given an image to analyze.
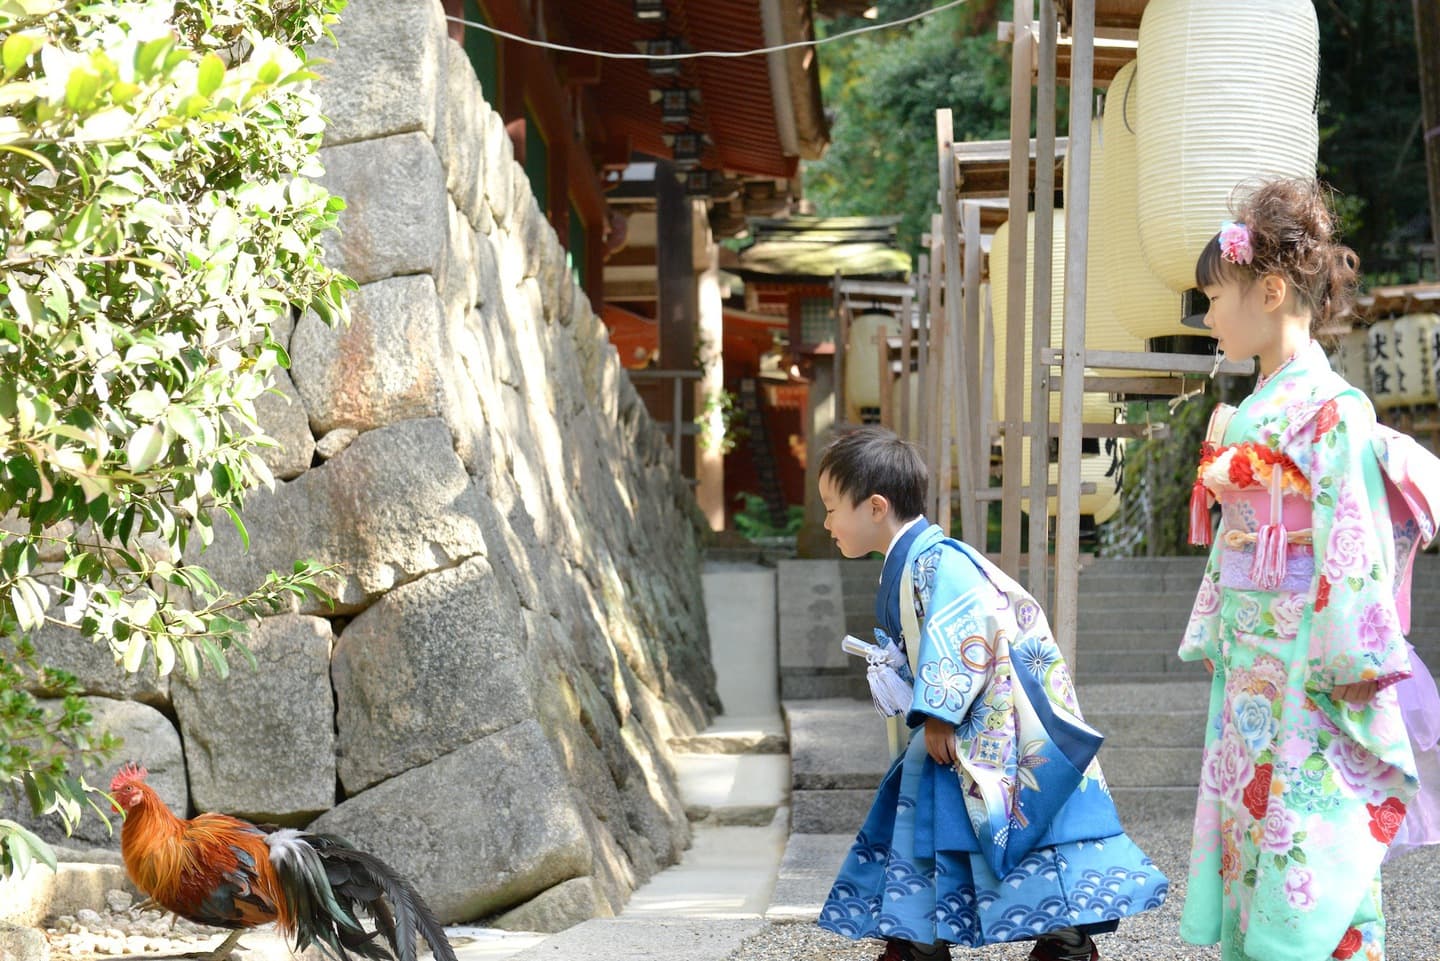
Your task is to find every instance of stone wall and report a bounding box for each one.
[5,0,718,933]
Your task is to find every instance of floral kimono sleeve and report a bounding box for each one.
[1178,540,1224,663]
[904,547,993,730]
[1296,392,1412,692]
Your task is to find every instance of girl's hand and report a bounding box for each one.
[925,715,957,766]
[1204,659,1214,675]
[1333,680,1379,704]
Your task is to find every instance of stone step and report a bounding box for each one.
[1096,746,1204,788]
[1075,629,1188,652]
[779,671,868,701]
[1085,709,1207,748]
[1078,608,1194,631]
[668,715,788,756]
[766,833,853,922]
[1109,786,1202,824]
[1073,650,1211,679]
[791,788,876,835]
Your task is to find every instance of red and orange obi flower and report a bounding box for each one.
[1196,442,1310,499]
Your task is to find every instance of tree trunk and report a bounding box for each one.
[1416,0,1440,276]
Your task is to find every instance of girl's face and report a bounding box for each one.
[1201,275,1276,361]
[818,472,888,558]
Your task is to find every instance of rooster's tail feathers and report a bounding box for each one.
[265,829,386,961]
[301,833,456,961]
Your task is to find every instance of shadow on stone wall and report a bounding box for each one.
[6,0,719,936]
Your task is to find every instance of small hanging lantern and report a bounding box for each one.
[653,88,698,125]
[684,170,713,197]
[644,37,682,77]
[670,130,703,169]
[633,0,667,22]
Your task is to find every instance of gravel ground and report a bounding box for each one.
[41,888,236,960]
[723,814,1440,961]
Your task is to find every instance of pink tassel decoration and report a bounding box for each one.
[1249,468,1287,590]
[1189,479,1213,547]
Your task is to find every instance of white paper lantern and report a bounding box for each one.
[1095,62,1186,339]
[1329,329,1370,394]
[1370,315,1438,408]
[845,312,900,415]
[1135,0,1319,293]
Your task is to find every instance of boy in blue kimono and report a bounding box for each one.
[814,426,1167,961]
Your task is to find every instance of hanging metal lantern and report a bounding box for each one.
[654,87,697,125]
[645,37,682,77]
[670,130,703,169]
[633,0,667,22]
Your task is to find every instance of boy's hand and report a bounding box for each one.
[1333,680,1379,704]
[924,716,957,766]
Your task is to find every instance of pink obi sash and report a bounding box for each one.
[1217,487,1314,594]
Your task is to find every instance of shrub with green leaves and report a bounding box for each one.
[0,0,353,877]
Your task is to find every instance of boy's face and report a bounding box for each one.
[818,471,892,558]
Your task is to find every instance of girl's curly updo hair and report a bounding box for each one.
[1194,178,1360,332]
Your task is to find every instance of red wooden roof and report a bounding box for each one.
[553,0,798,179]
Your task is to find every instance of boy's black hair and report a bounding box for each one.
[818,425,927,520]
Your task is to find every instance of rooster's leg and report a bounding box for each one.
[200,929,245,961]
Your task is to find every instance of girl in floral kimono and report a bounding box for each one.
[815,426,1168,961]
[1181,178,1440,961]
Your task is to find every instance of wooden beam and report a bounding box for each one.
[1003,421,1169,440]
[603,279,658,300]
[975,482,1095,501]
[605,245,659,268]
[1048,374,1191,395]
[1040,347,1256,375]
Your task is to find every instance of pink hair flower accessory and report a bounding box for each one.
[1219,221,1253,265]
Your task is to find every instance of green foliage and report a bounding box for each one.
[696,389,747,454]
[1315,0,1429,283]
[733,493,804,541]
[805,0,1028,256]
[1100,394,1217,557]
[0,0,352,875]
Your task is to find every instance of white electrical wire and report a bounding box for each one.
[443,0,969,61]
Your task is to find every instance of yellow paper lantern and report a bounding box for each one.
[1019,444,1127,521]
[990,213,1128,426]
[1095,62,1186,339]
[845,312,900,416]
[1135,0,1319,293]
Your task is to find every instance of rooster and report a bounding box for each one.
[110,763,456,961]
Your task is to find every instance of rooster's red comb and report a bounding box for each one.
[110,763,148,793]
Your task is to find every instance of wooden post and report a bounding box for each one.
[656,160,697,473]
[1028,0,1058,604]
[915,258,930,448]
[937,109,978,543]
[1002,0,1035,577]
[834,270,848,426]
[1054,0,1094,669]
[931,221,952,530]
[876,326,892,429]
[963,201,986,545]
[899,292,913,439]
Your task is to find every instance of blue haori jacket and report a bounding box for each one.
[877,520,1119,877]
